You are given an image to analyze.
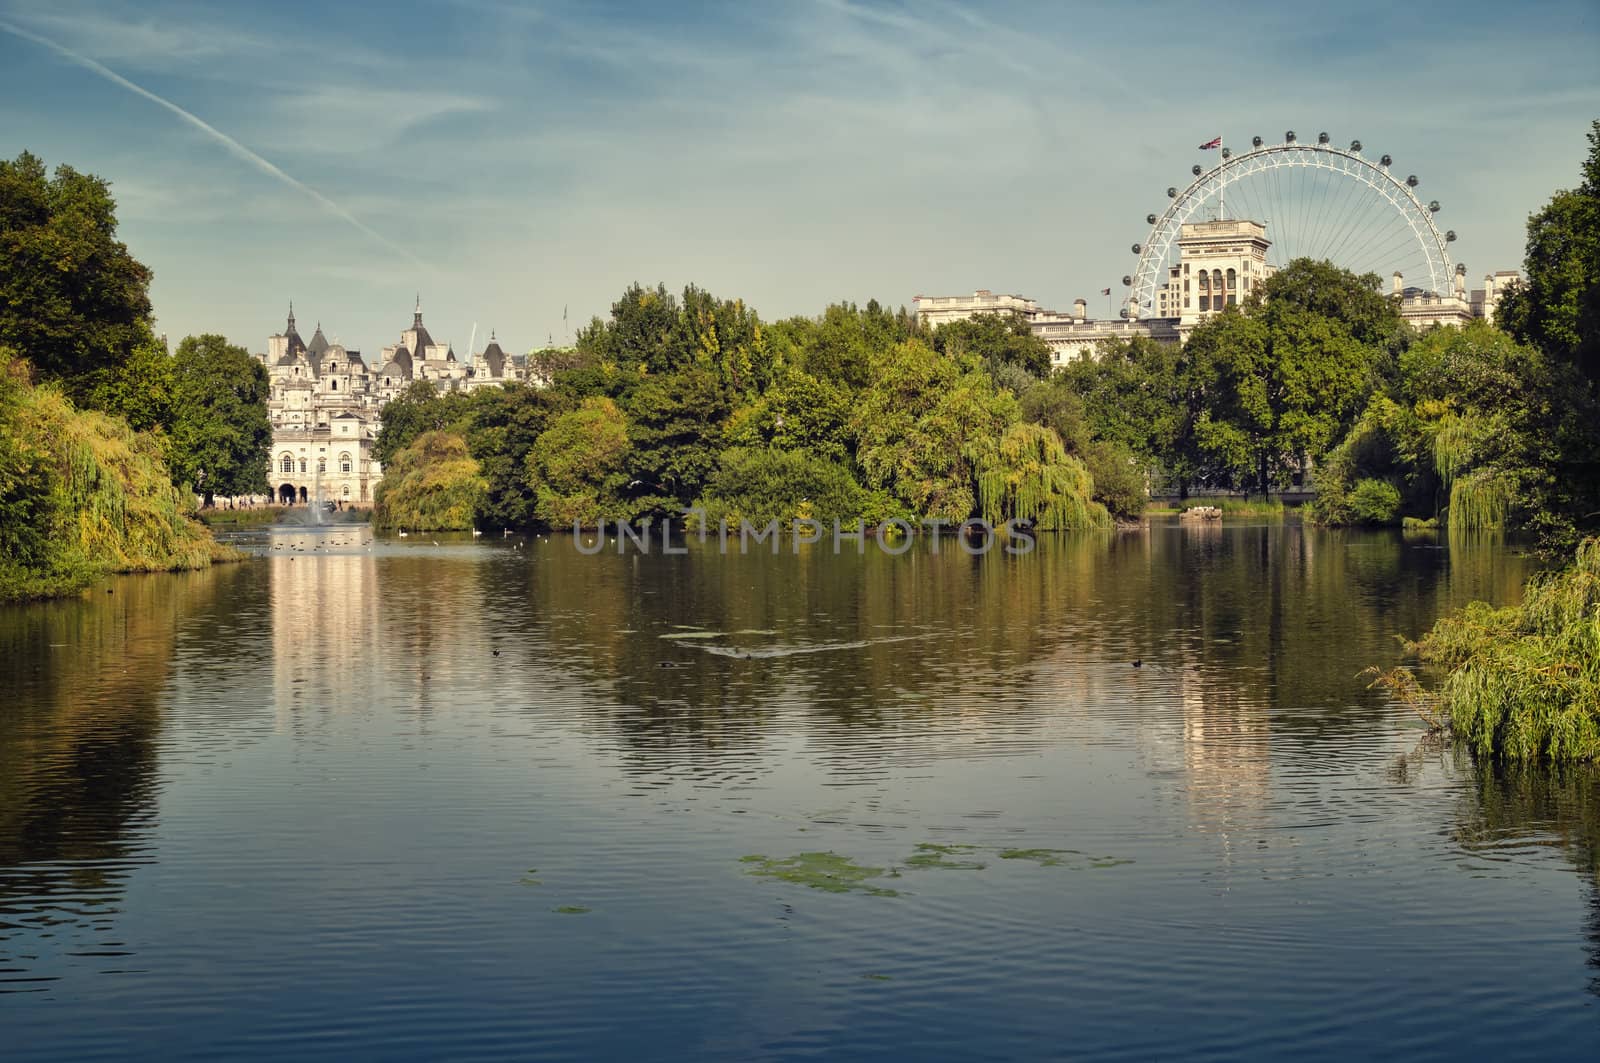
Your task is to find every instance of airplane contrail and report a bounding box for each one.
[0,17,427,270]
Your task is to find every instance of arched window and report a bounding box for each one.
[299,459,307,474]
[340,452,352,474]
[341,485,351,498]
[280,454,294,474]
[331,378,338,391]
[1226,268,1238,306]
[1198,270,1210,311]
[317,458,326,474]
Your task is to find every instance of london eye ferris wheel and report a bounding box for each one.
[1124,131,1457,319]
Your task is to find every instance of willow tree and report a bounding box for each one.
[973,423,1110,530]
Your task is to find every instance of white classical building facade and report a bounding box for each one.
[915,218,1517,366]
[257,300,529,506]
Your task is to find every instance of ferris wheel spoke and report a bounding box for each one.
[1318,161,1356,260]
[1317,164,1367,261]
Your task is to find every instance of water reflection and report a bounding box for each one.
[0,566,241,991]
[6,522,1596,1059]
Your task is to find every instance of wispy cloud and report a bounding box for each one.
[0,16,428,270]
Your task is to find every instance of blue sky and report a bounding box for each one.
[2,0,1597,360]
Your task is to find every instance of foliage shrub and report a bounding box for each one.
[1373,538,1600,761]
[1348,478,1402,526]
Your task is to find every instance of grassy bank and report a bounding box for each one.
[1372,538,1600,761]
[1,356,235,602]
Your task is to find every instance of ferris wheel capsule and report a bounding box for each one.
[1380,154,1392,167]
[1122,276,1132,287]
[1429,200,1441,212]
[1192,164,1202,176]
[1407,175,1419,187]
[1350,140,1362,152]
[1318,132,1330,144]
[1221,148,1231,159]
[1147,213,1158,225]
[1285,130,1296,142]
[1252,135,1263,148]
[1132,244,1142,254]
[1167,186,1178,198]
[1446,231,1457,242]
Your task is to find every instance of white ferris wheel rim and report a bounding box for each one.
[1127,140,1454,317]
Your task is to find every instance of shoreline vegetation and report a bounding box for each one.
[1,353,237,602]
[1371,538,1600,762]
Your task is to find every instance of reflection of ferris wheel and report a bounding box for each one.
[1125,131,1456,318]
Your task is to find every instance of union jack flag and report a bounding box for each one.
[1198,136,1222,150]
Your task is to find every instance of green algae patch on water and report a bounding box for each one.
[739,852,900,897]
[998,848,1079,867]
[553,905,591,914]
[1089,857,1136,869]
[904,843,987,871]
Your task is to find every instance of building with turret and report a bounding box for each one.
[257,300,529,506]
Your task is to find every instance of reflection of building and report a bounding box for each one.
[269,541,382,727]
[1175,661,1271,850]
[915,219,1517,366]
[258,300,530,505]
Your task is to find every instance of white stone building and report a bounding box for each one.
[257,300,529,506]
[915,218,1517,366]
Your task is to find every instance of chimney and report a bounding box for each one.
[1454,265,1467,298]
[1392,271,1403,296]
[1073,298,1088,321]
[1484,273,1496,300]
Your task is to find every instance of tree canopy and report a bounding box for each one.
[0,152,154,403]
[167,334,273,505]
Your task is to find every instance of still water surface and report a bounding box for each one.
[2,522,1595,1060]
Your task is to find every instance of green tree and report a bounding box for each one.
[621,366,730,516]
[167,334,271,505]
[0,152,154,403]
[372,430,486,531]
[973,423,1110,530]
[723,367,854,465]
[82,329,174,435]
[851,341,1018,521]
[527,396,633,528]
[930,311,1052,379]
[1497,119,1600,385]
[373,381,472,466]
[575,282,687,373]
[460,384,565,530]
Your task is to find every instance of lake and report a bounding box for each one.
[2,521,1595,1060]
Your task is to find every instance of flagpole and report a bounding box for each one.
[1219,135,1226,221]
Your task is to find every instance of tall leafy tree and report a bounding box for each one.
[0,152,154,402]
[851,341,1017,521]
[930,310,1053,379]
[527,396,634,527]
[167,335,271,505]
[1498,119,1600,385]
[622,366,731,515]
